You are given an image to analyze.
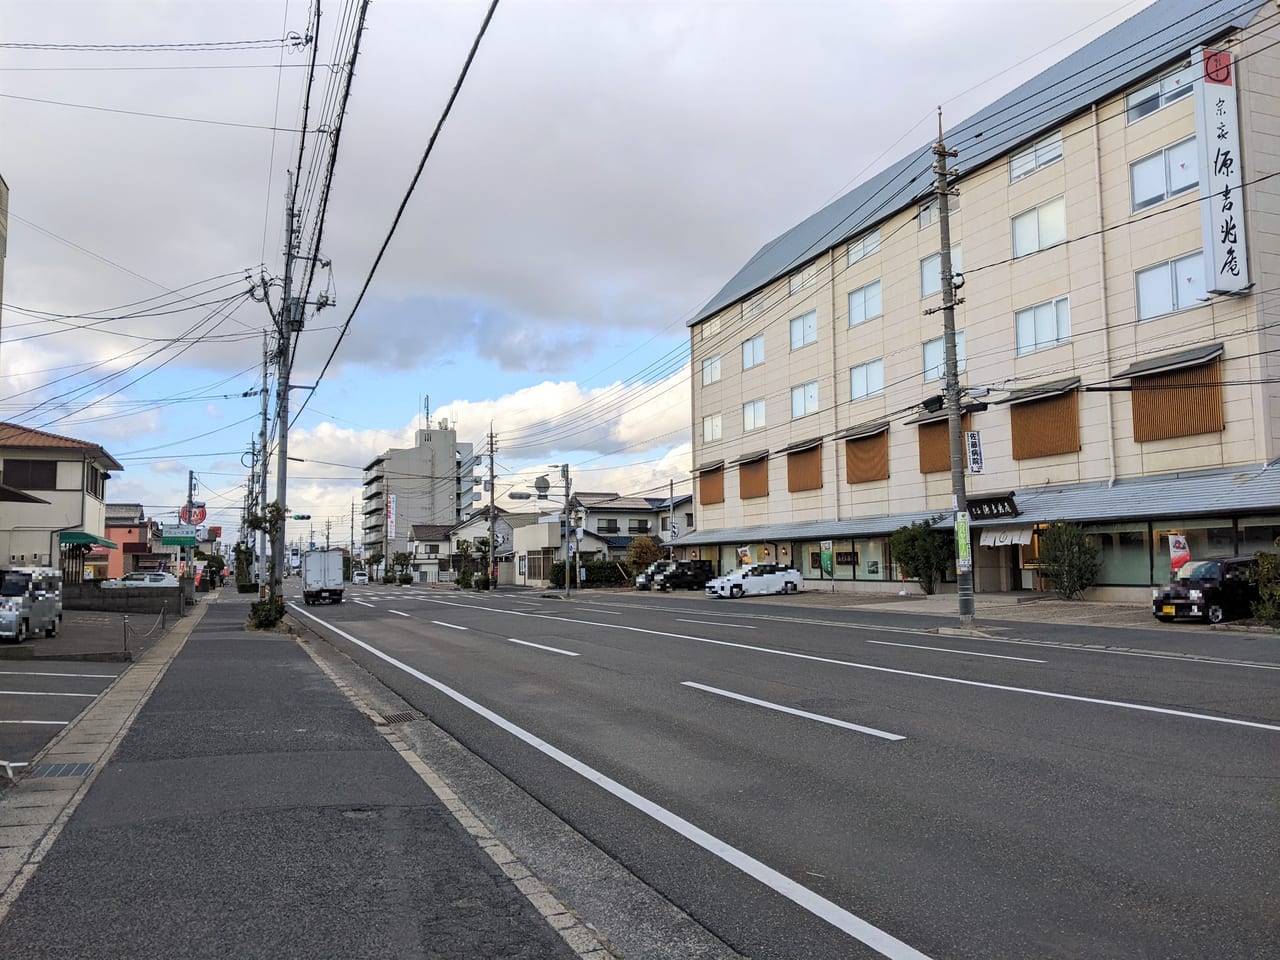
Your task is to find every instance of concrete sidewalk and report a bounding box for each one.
[0,592,599,959]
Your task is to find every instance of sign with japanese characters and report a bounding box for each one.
[387,493,396,540]
[965,430,984,475]
[1194,47,1249,294]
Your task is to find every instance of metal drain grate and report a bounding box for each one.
[379,711,423,725]
[29,762,95,779]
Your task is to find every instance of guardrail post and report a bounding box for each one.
[122,614,129,654]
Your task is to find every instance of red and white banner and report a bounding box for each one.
[1169,535,1191,574]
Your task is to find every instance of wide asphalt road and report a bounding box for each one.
[290,584,1279,960]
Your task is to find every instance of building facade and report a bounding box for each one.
[361,421,479,559]
[679,0,1280,599]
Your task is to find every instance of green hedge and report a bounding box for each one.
[549,560,629,588]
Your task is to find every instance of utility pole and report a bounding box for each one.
[350,500,355,557]
[324,518,331,550]
[487,425,497,591]
[257,330,270,594]
[561,463,572,599]
[932,110,975,627]
[270,173,302,611]
[668,478,675,558]
[185,469,196,579]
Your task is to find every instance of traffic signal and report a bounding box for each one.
[292,514,311,520]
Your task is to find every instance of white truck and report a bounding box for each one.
[300,549,344,605]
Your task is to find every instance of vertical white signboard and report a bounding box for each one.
[387,493,396,541]
[1194,46,1249,294]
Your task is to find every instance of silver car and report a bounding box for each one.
[0,568,63,642]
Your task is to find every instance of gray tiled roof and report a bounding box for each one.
[1114,342,1223,379]
[689,0,1264,327]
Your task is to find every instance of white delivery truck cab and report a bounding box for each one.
[300,549,344,605]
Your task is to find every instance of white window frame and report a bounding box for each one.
[1015,296,1071,355]
[1009,131,1063,182]
[923,332,966,381]
[789,310,818,350]
[791,381,819,419]
[1011,196,1067,258]
[699,316,722,342]
[741,333,765,370]
[847,228,881,265]
[1126,64,1194,124]
[1129,137,1198,211]
[701,414,722,443]
[789,263,818,295]
[920,246,962,298]
[850,359,885,400]
[743,398,766,432]
[847,279,882,327]
[1136,252,1208,321]
[701,355,721,386]
[917,195,956,229]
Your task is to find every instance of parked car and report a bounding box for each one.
[654,559,716,592]
[706,563,804,599]
[635,560,677,591]
[0,568,62,642]
[100,572,180,589]
[352,570,369,585]
[1152,556,1260,624]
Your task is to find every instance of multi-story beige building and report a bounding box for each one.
[677,0,1280,599]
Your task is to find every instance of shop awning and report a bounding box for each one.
[979,526,1035,547]
[778,437,822,455]
[730,449,770,466]
[693,459,724,474]
[59,531,118,549]
[1114,343,1222,379]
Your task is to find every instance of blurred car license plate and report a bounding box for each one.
[1162,605,1175,616]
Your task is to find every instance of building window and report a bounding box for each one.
[920,246,962,297]
[701,414,722,443]
[848,280,882,327]
[850,359,884,400]
[787,446,823,492]
[1130,137,1197,210]
[742,333,765,370]
[1015,296,1070,355]
[661,516,671,532]
[1132,359,1223,442]
[628,520,651,534]
[1011,391,1080,460]
[845,430,889,484]
[923,332,965,381]
[85,467,106,500]
[791,381,819,419]
[1010,131,1063,181]
[2,459,57,490]
[701,355,721,385]
[1011,196,1066,258]
[698,467,724,506]
[918,195,956,229]
[745,290,768,318]
[1136,252,1207,320]
[1126,65,1194,124]
[847,228,880,264]
[743,398,766,432]
[699,316,722,342]
[790,310,818,350]
[597,519,619,533]
[739,459,769,499]
[789,263,818,294]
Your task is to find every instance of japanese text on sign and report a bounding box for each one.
[1194,47,1249,294]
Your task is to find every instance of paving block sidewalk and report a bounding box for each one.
[0,593,588,959]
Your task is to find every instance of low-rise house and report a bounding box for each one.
[407,523,454,583]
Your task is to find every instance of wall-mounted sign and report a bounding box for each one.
[965,431,984,474]
[968,494,1019,519]
[387,493,396,541]
[1194,46,1249,294]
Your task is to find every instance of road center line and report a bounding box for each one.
[430,620,468,631]
[505,638,579,657]
[353,600,375,608]
[865,640,1045,663]
[397,596,1280,732]
[576,607,621,615]
[682,682,904,741]
[389,610,410,618]
[677,619,756,629]
[0,671,116,679]
[290,605,932,960]
[0,690,97,698]
[0,720,68,725]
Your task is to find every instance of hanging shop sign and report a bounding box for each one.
[1194,46,1249,294]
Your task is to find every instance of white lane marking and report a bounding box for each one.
[0,690,96,698]
[576,607,621,616]
[354,600,375,608]
[290,605,932,960]
[397,596,1280,732]
[677,619,757,629]
[0,671,116,679]
[682,682,904,741]
[865,640,1045,663]
[0,720,68,725]
[505,638,579,657]
[389,610,411,618]
[431,620,468,631]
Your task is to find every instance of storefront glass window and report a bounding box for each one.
[1151,520,1235,580]
[800,541,824,579]
[1085,522,1151,585]
[855,538,887,579]
[1237,517,1280,557]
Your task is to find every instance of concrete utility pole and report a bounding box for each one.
[561,463,572,600]
[270,172,301,611]
[932,110,975,627]
[185,469,196,578]
[487,425,497,591]
[257,331,270,594]
[350,500,355,556]
[668,478,675,558]
[324,518,331,550]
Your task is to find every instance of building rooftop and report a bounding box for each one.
[0,422,123,470]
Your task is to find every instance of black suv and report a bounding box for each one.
[655,560,715,592]
[1152,556,1260,623]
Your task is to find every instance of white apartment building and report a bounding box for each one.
[677,0,1280,599]
[361,421,479,558]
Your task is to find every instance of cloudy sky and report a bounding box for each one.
[0,0,1150,549]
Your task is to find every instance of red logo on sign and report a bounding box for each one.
[180,504,207,525]
[1203,49,1232,85]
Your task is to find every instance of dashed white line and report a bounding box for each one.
[682,682,905,741]
[865,640,1045,663]
[354,600,375,608]
[505,638,579,657]
[431,620,468,631]
[677,619,756,629]
[576,607,621,616]
[389,610,411,618]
